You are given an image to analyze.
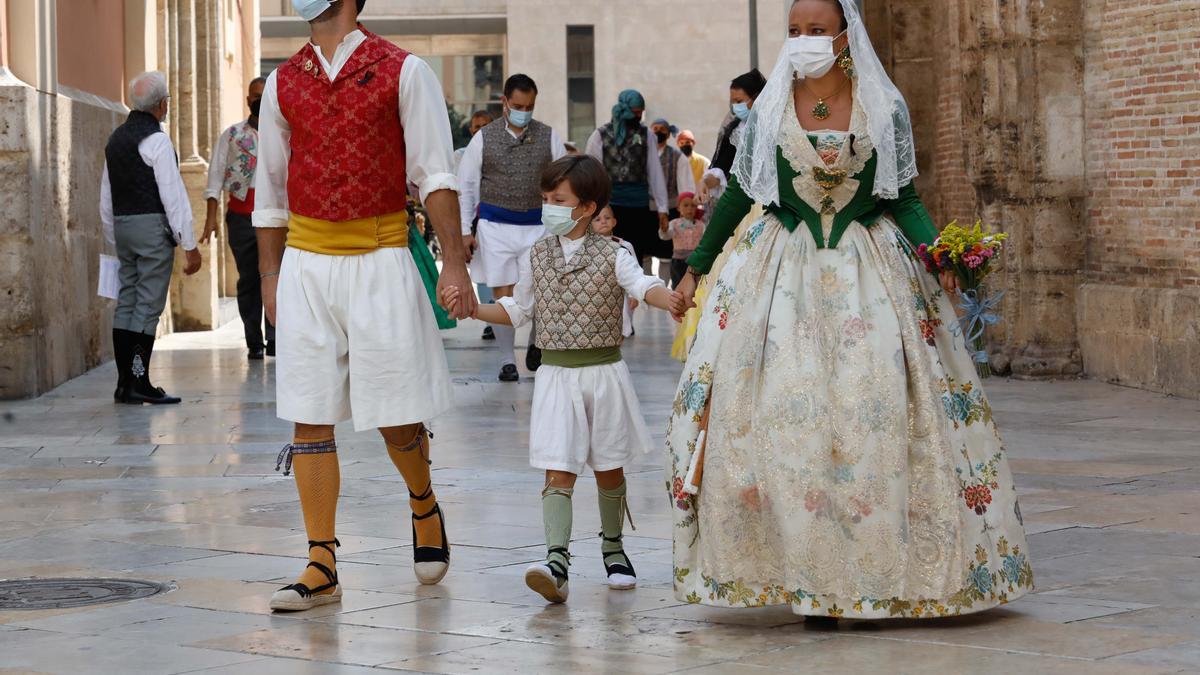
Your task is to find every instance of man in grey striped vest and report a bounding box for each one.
[457,74,566,382]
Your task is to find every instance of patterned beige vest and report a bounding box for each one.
[532,234,625,350]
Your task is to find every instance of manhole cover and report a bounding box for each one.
[0,578,169,610]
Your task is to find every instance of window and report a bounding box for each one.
[426,54,505,149]
[566,26,595,150]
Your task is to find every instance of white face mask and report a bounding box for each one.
[787,33,844,79]
[292,0,333,21]
[542,203,583,236]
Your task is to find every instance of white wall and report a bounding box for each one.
[506,0,788,154]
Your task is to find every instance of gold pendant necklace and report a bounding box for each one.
[804,77,850,121]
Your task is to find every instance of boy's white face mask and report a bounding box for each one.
[542,204,583,236]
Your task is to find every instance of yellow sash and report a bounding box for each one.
[287,210,409,255]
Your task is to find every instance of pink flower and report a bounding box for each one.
[740,485,764,511]
[804,489,830,514]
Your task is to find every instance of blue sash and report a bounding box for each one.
[479,202,543,226]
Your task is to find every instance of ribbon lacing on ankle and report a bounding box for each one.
[275,439,337,476]
[600,490,636,531]
[392,425,433,465]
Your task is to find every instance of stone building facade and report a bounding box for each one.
[868,0,1199,398]
[0,0,260,399]
[3,0,1195,399]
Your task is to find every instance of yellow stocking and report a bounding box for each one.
[384,425,443,548]
[288,434,340,594]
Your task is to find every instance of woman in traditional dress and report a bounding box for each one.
[666,0,1033,620]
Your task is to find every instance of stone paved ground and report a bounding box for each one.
[1,312,1198,674]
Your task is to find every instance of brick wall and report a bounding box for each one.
[1077,0,1200,397]
[1083,0,1200,290]
[931,0,977,227]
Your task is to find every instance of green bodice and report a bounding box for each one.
[687,146,939,274]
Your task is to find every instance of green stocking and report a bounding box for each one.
[542,485,573,579]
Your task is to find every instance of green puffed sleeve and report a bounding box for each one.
[686,174,754,274]
[885,181,939,247]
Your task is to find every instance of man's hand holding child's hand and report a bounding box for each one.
[440,286,469,318]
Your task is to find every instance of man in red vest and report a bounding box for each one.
[253,0,476,612]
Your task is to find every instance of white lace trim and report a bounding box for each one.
[730,0,918,203]
[779,96,873,216]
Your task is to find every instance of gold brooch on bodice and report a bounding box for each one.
[812,166,848,215]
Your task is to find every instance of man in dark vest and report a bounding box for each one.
[585,89,670,272]
[100,71,202,405]
[458,73,565,382]
[201,77,273,361]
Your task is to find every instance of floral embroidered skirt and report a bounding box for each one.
[666,213,1033,619]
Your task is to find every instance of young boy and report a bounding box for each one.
[658,192,705,288]
[592,205,638,338]
[443,155,683,603]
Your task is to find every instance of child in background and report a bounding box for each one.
[442,156,684,603]
[592,205,638,338]
[658,192,705,288]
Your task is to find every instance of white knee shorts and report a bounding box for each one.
[275,246,454,431]
[529,361,655,475]
[471,219,546,288]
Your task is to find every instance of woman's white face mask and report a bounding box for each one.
[787,32,846,79]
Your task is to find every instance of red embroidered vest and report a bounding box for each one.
[277,30,409,222]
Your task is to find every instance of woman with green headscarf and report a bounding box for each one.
[585,89,670,268]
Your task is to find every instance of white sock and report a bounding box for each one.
[493,323,516,367]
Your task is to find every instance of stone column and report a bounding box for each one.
[166,0,220,332]
[951,0,1086,377]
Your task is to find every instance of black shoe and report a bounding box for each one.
[265,340,276,357]
[482,326,495,340]
[411,484,450,585]
[601,535,637,590]
[804,616,840,630]
[125,334,181,405]
[113,386,128,403]
[525,346,542,372]
[125,384,182,405]
[269,538,342,611]
[248,347,265,361]
[499,364,519,382]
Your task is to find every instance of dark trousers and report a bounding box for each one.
[610,204,658,266]
[226,212,274,349]
[670,258,690,289]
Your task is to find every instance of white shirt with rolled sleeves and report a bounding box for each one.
[99,132,196,250]
[253,28,459,432]
[252,29,459,230]
[584,128,670,214]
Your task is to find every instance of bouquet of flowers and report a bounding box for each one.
[916,220,1008,378]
